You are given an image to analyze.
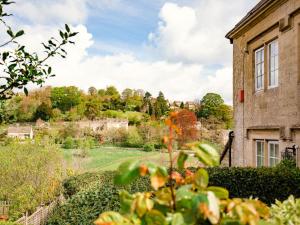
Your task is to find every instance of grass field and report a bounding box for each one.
[63,146,200,172]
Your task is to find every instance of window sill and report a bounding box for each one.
[268,85,278,90]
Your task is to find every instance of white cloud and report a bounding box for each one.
[148,1,259,65]
[11,0,88,24]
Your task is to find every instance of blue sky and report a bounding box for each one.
[4,0,259,104]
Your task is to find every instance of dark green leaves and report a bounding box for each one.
[177,151,188,170]
[114,160,140,185]
[15,30,24,37]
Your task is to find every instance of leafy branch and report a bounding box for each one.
[0,1,78,100]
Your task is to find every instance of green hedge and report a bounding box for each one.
[207,166,300,205]
[47,172,150,225]
[62,172,106,198]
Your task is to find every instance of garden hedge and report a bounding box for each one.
[48,163,300,225]
[47,173,151,225]
[207,165,300,205]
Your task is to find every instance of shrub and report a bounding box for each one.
[206,166,300,205]
[47,172,151,225]
[124,127,143,148]
[143,143,155,152]
[62,172,105,198]
[62,136,75,149]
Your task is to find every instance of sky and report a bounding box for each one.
[2,0,260,104]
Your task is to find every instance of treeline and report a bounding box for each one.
[0,86,233,128]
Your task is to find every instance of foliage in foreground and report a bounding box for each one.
[95,113,271,225]
[0,140,63,220]
[270,196,300,225]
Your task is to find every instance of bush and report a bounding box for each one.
[47,171,151,225]
[62,172,105,198]
[124,127,143,148]
[143,143,155,152]
[206,166,300,205]
[62,136,75,149]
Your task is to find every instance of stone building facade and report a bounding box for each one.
[226,0,300,167]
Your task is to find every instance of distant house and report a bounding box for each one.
[185,101,197,111]
[7,126,34,139]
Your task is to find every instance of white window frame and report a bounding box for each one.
[255,47,265,92]
[256,140,265,167]
[268,40,279,88]
[268,141,280,167]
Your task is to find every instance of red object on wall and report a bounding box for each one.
[239,90,244,103]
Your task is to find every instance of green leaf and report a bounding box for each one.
[24,87,28,96]
[65,24,70,32]
[145,210,168,225]
[59,30,64,39]
[114,160,140,185]
[194,168,209,189]
[7,29,14,38]
[119,190,134,215]
[192,143,220,167]
[2,52,9,61]
[15,30,24,37]
[177,151,188,170]
[48,67,52,74]
[207,186,229,199]
[171,213,185,225]
[94,211,129,225]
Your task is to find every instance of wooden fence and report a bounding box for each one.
[16,196,63,225]
[0,201,10,221]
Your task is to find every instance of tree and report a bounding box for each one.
[198,93,224,118]
[143,92,153,115]
[180,102,184,109]
[104,86,121,110]
[85,96,102,120]
[122,88,143,111]
[197,93,233,129]
[154,91,169,118]
[88,87,97,96]
[51,86,82,112]
[173,109,198,148]
[34,102,53,121]
[0,1,78,100]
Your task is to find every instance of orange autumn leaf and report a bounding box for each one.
[151,174,167,190]
[139,165,148,177]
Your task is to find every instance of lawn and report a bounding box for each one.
[63,146,200,172]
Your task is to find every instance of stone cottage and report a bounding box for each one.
[226,0,300,167]
[7,126,34,139]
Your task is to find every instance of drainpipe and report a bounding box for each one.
[242,46,248,166]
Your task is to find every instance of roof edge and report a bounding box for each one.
[225,0,281,42]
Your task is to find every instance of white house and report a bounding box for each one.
[7,126,34,139]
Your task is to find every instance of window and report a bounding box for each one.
[268,40,279,88]
[255,47,264,91]
[256,140,265,167]
[269,141,280,167]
